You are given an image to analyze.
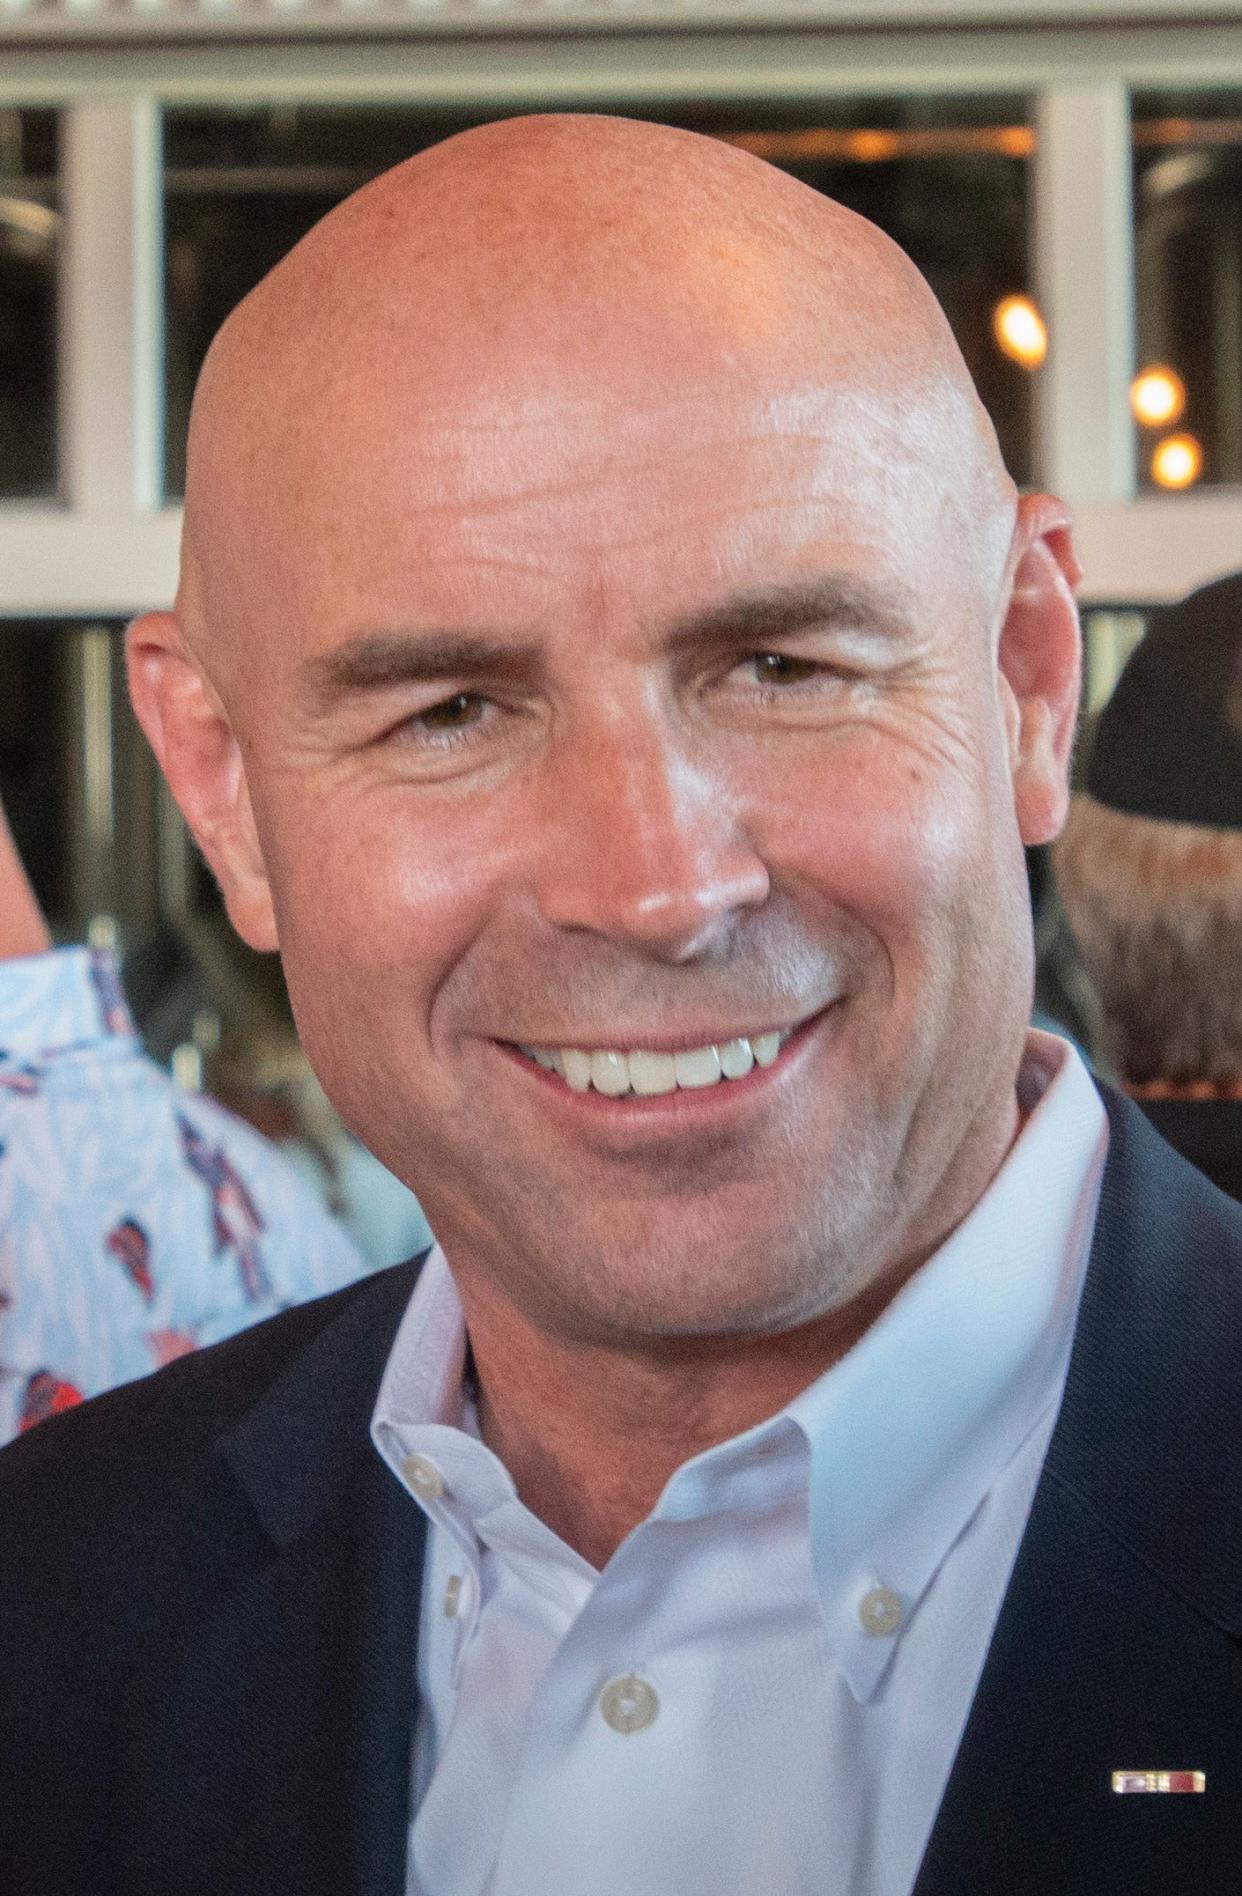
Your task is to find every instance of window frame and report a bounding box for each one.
[1,20,1241,612]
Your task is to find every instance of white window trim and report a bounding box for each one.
[59,100,163,517]
[4,1,1242,45]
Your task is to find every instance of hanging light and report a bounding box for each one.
[1130,365,1187,428]
[992,295,1047,370]
[1150,432,1204,490]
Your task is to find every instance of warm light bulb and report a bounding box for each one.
[1150,432,1203,490]
[992,295,1047,370]
[1131,365,1187,428]
[848,129,900,163]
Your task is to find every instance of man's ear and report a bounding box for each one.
[996,492,1083,847]
[126,611,279,952]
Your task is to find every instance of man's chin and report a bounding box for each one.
[483,1202,876,1351]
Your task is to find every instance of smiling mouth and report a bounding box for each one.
[510,1026,802,1100]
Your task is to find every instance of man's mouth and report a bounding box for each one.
[511,1027,798,1100]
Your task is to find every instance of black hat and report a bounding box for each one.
[1085,570,1242,831]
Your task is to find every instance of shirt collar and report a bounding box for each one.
[791,1030,1107,1697]
[0,947,136,1064]
[372,1032,1107,1699]
[371,1253,597,1592]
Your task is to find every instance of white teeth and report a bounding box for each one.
[562,1049,593,1092]
[629,1050,678,1097]
[522,1028,794,1097]
[674,1045,722,1089]
[718,1036,755,1080]
[590,1049,630,1097]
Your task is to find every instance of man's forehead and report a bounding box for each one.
[305,370,959,531]
[347,365,967,465]
[237,418,956,679]
[186,385,995,700]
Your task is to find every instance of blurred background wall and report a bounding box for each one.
[1,0,1239,1173]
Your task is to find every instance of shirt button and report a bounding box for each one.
[401,1453,445,1502]
[599,1674,660,1734]
[858,1586,903,1636]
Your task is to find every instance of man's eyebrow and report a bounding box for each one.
[662,576,915,650]
[303,631,540,711]
[303,579,912,711]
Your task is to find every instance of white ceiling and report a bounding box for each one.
[3,0,1242,47]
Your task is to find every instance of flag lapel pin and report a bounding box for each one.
[1111,1770,1205,1794]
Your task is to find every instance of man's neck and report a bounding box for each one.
[462,1229,972,1570]
[466,1298,882,1570]
[456,1077,1026,1568]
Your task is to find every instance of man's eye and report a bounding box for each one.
[746,653,820,686]
[417,692,487,730]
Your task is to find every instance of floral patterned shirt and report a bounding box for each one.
[0,947,369,1442]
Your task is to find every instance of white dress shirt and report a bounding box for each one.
[372,1032,1107,1896]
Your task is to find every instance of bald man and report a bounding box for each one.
[2,116,1239,1896]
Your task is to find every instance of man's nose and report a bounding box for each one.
[534,717,770,961]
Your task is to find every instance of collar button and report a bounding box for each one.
[401,1453,446,1502]
[858,1586,903,1637]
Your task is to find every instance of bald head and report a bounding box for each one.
[180,113,1013,687]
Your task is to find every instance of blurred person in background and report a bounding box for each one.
[1055,572,1242,1202]
[0,789,372,1442]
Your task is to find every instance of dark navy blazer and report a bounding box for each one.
[1,1088,1240,1894]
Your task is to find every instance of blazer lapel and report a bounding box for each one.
[118,1263,428,1896]
[915,1092,1242,1893]
[913,1467,1242,1892]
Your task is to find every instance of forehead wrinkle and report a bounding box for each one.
[399,404,958,514]
[361,388,979,547]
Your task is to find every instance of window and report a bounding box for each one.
[0,619,155,936]
[0,110,58,500]
[1133,93,1242,490]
